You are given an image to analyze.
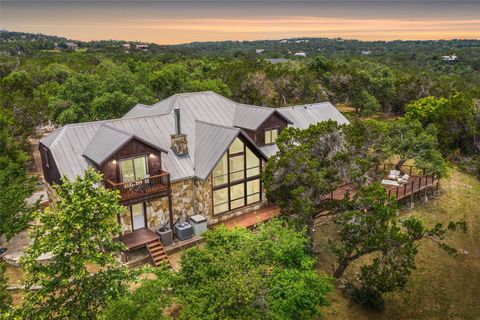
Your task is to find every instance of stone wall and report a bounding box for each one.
[119,175,269,233]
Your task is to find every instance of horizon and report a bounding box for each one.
[1,1,479,44]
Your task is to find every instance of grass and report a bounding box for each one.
[315,168,480,319]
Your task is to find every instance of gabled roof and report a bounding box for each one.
[233,104,293,131]
[40,91,348,182]
[82,124,167,166]
[194,120,268,180]
[277,102,349,129]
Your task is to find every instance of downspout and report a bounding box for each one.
[192,176,197,215]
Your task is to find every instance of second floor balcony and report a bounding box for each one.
[105,170,171,204]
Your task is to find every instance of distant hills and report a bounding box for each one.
[1,30,479,58]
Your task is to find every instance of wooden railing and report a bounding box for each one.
[376,163,440,201]
[105,170,171,201]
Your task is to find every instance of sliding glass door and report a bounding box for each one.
[120,156,147,182]
[131,203,146,231]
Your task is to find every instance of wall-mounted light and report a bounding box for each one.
[112,159,117,165]
[149,153,156,158]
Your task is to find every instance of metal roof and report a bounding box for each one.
[40,92,348,182]
[277,102,349,129]
[83,125,133,165]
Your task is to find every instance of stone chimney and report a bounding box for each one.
[171,106,188,156]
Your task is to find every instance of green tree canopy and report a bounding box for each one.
[18,168,132,319]
[175,220,332,320]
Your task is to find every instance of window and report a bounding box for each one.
[43,148,50,168]
[264,128,279,145]
[120,156,147,182]
[211,137,262,215]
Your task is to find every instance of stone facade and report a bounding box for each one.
[119,174,268,234]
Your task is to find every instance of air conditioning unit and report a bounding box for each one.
[156,227,173,246]
[175,222,193,241]
[190,214,208,236]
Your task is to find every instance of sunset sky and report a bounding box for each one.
[2,1,479,44]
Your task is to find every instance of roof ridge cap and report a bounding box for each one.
[195,119,240,131]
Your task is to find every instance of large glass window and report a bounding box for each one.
[212,137,262,215]
[120,156,147,182]
[264,128,279,145]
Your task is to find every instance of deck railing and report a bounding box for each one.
[105,170,171,201]
[376,163,440,201]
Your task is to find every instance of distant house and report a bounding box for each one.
[136,44,149,51]
[442,55,458,63]
[123,43,131,50]
[279,39,288,44]
[294,51,306,57]
[361,50,371,55]
[39,91,349,261]
[255,49,265,54]
[64,42,78,51]
[265,58,289,64]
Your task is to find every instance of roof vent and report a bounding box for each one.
[171,106,188,156]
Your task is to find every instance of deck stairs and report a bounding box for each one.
[146,239,171,267]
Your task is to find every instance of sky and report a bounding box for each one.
[1,1,479,44]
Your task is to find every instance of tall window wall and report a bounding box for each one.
[212,138,261,215]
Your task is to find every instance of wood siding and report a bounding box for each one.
[100,139,163,184]
[243,113,289,146]
[39,143,61,185]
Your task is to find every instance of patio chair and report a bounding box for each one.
[399,174,410,184]
[388,170,401,180]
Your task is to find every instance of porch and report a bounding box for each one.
[105,170,171,204]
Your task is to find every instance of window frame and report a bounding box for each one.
[264,127,279,145]
[211,137,262,216]
[119,155,148,182]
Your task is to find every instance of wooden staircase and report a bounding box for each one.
[146,239,171,267]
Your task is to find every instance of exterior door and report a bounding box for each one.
[131,203,146,231]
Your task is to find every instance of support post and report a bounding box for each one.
[168,195,174,230]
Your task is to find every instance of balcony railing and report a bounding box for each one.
[105,170,171,201]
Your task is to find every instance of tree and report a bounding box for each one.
[0,263,11,314]
[18,168,132,319]
[175,220,332,320]
[406,94,477,155]
[263,121,365,237]
[383,120,447,175]
[0,159,37,241]
[331,184,466,308]
[0,112,36,241]
[100,266,174,320]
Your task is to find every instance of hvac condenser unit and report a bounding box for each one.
[175,222,193,241]
[190,215,208,236]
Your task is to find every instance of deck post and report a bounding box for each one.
[168,195,174,230]
[422,186,428,203]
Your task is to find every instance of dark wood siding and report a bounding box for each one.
[39,143,61,185]
[244,113,289,146]
[100,139,163,183]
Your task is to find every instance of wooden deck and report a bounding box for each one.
[117,228,160,251]
[321,171,439,203]
[212,205,281,229]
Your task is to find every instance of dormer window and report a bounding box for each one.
[120,156,147,182]
[264,128,278,145]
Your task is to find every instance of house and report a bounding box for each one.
[265,58,289,64]
[294,51,306,57]
[255,49,265,54]
[361,50,371,55]
[39,91,348,255]
[123,43,131,50]
[64,42,78,51]
[136,44,149,51]
[442,55,458,63]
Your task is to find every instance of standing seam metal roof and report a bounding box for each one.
[40,91,349,182]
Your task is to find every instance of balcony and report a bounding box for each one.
[105,170,171,204]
